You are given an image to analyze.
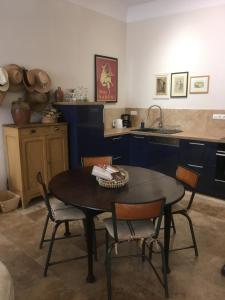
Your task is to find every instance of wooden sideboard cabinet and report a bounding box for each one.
[3,123,68,208]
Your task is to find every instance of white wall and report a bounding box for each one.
[0,0,127,189]
[127,5,225,109]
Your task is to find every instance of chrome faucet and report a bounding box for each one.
[147,105,163,128]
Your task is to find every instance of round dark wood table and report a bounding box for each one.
[49,165,185,282]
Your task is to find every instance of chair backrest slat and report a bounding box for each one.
[112,198,165,242]
[114,200,164,220]
[176,165,200,210]
[81,156,112,167]
[176,166,199,189]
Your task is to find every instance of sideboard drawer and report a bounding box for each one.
[20,125,67,137]
[20,127,49,137]
[48,125,67,135]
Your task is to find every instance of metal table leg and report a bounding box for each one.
[164,205,172,274]
[85,211,96,283]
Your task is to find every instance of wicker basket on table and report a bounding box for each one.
[96,168,129,189]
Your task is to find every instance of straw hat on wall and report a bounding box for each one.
[4,64,24,92]
[23,69,34,92]
[23,69,51,93]
[0,67,9,104]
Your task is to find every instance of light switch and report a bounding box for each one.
[212,114,225,120]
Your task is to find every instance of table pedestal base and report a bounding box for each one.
[86,274,96,283]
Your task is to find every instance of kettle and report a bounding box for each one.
[112,119,123,129]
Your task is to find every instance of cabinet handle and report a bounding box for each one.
[216,153,225,157]
[215,179,225,183]
[187,164,203,169]
[189,142,205,146]
[112,137,122,141]
[54,127,59,131]
[217,150,225,154]
[113,156,122,160]
[133,136,144,139]
[30,129,36,134]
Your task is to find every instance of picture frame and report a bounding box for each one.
[190,76,209,94]
[171,72,189,98]
[95,55,118,103]
[153,73,170,99]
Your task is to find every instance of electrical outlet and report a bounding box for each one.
[212,114,225,120]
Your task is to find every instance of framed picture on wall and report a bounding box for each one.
[95,55,118,103]
[153,73,170,99]
[190,76,209,94]
[171,72,189,98]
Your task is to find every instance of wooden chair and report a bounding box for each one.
[81,156,113,222]
[37,172,87,276]
[81,156,112,167]
[81,156,113,260]
[104,198,168,300]
[171,165,200,256]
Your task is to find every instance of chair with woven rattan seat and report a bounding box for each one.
[171,165,200,256]
[104,198,169,300]
[37,172,87,277]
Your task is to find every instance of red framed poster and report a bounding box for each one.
[95,55,118,103]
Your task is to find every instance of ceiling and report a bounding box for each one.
[68,0,225,22]
[121,0,154,6]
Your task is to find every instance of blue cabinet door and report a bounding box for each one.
[129,135,148,167]
[104,135,130,165]
[179,139,217,195]
[55,104,104,169]
[146,137,179,177]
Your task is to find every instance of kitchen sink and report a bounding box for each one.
[132,128,183,134]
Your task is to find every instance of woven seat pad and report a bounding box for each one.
[51,198,74,210]
[51,198,85,221]
[96,212,112,222]
[104,219,155,241]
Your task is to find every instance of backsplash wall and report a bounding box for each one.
[104,108,126,129]
[105,107,225,136]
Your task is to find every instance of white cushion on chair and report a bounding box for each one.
[53,206,85,221]
[50,198,73,210]
[104,219,155,241]
[0,261,14,300]
[96,212,112,222]
[50,198,85,221]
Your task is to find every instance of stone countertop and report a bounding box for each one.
[104,127,137,137]
[104,127,225,143]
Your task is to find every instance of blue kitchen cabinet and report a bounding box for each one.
[55,104,104,169]
[104,135,130,165]
[146,136,180,177]
[179,139,217,194]
[129,135,148,167]
[129,135,179,176]
[208,143,225,199]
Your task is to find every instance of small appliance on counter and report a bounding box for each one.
[112,118,123,128]
[121,114,131,128]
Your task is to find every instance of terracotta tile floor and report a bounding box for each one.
[0,193,225,300]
